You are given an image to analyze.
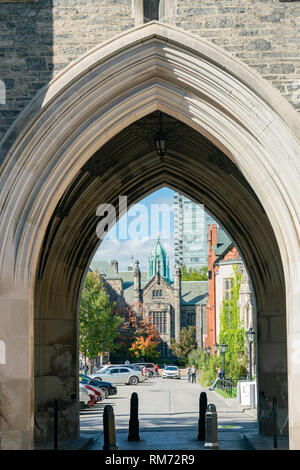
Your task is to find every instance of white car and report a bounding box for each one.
[93,364,147,382]
[90,366,143,385]
[162,366,181,379]
[79,383,90,409]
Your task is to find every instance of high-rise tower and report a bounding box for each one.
[174,192,217,270]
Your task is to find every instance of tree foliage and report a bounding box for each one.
[129,311,160,360]
[169,326,197,363]
[219,265,245,361]
[181,265,208,281]
[113,305,161,362]
[187,265,248,385]
[79,271,123,360]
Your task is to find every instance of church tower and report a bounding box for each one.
[147,237,170,282]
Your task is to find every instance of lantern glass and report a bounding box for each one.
[214,343,219,353]
[207,346,211,355]
[220,343,227,354]
[246,328,255,344]
[154,131,167,157]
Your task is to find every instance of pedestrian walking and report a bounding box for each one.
[154,364,159,377]
[83,363,89,375]
[187,366,191,382]
[191,365,196,383]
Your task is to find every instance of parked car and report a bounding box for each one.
[84,386,98,406]
[162,365,181,379]
[134,363,155,377]
[92,364,147,382]
[122,363,149,380]
[79,373,117,399]
[79,383,90,409]
[90,366,143,385]
[84,383,105,402]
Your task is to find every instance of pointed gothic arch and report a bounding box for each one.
[0,22,299,449]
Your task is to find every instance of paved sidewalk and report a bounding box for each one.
[243,432,289,450]
[35,377,288,450]
[35,433,96,450]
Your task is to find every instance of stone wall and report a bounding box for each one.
[174,0,300,111]
[0,0,135,140]
[0,1,299,139]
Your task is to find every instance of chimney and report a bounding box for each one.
[110,260,118,273]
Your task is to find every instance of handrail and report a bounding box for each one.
[34,396,77,449]
[259,392,289,448]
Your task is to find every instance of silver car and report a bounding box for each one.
[90,366,142,385]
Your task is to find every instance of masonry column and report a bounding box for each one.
[0,251,34,449]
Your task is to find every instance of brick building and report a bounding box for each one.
[206,224,255,351]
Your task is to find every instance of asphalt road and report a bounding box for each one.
[80,375,258,450]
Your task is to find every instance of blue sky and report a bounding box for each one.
[93,187,175,273]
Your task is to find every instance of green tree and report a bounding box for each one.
[218,265,248,378]
[181,265,208,281]
[79,271,123,362]
[169,326,197,364]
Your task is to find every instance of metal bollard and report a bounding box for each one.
[204,404,219,450]
[273,398,278,449]
[237,381,241,404]
[250,383,256,409]
[54,399,58,451]
[197,392,207,441]
[103,405,118,450]
[128,392,140,441]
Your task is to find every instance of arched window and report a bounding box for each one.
[143,0,160,23]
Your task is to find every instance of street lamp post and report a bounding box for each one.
[214,343,219,356]
[220,343,227,376]
[207,346,211,358]
[246,328,255,381]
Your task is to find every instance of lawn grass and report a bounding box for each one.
[215,386,237,398]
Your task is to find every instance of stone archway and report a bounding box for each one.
[0,22,299,450]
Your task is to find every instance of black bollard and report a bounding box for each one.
[204,404,219,450]
[103,405,118,450]
[197,392,207,441]
[128,392,140,441]
[273,397,278,449]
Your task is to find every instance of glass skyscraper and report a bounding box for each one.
[174,192,217,270]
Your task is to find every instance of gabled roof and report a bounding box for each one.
[142,272,173,295]
[90,259,148,282]
[181,281,208,305]
[89,260,121,279]
[213,228,233,264]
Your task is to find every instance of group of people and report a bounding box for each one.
[187,365,197,383]
[186,365,225,389]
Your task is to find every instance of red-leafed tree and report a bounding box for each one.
[112,302,161,362]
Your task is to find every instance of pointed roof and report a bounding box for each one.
[150,236,167,257]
